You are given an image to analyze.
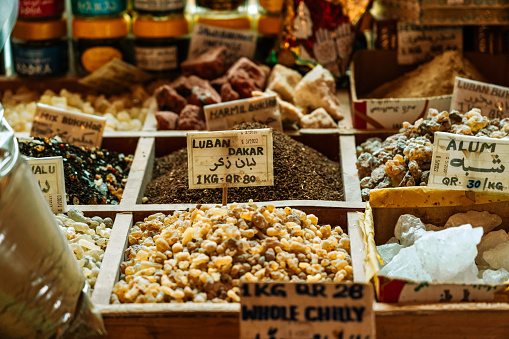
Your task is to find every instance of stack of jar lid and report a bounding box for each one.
[11,0,68,77]
[71,0,131,75]
[131,0,190,77]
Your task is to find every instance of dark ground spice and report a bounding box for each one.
[144,122,344,204]
[19,137,133,204]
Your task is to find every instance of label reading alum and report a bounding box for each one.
[429,132,509,193]
[187,129,274,189]
[31,103,107,148]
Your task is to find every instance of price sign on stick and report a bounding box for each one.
[240,282,375,339]
[450,77,509,120]
[26,156,67,213]
[429,132,509,193]
[187,129,274,203]
[204,94,283,132]
[31,103,106,148]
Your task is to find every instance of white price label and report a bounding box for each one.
[451,77,509,120]
[397,23,463,65]
[429,132,509,193]
[31,103,106,148]
[188,24,257,66]
[240,282,375,339]
[27,156,67,213]
[187,129,274,189]
[204,94,283,132]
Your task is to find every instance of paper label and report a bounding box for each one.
[204,94,283,131]
[187,129,274,189]
[397,23,463,65]
[135,46,178,71]
[397,282,502,303]
[78,58,153,94]
[134,0,184,11]
[240,282,375,339]
[30,103,106,148]
[429,132,509,193]
[188,24,257,66]
[451,77,509,120]
[27,156,67,214]
[365,96,451,129]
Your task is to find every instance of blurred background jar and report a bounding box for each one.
[132,13,190,78]
[72,14,132,75]
[70,0,127,17]
[18,0,65,21]
[133,0,186,16]
[10,17,69,77]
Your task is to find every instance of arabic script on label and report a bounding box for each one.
[187,129,274,189]
[429,132,509,193]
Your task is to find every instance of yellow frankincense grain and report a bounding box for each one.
[111,202,352,303]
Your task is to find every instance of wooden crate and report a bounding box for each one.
[347,210,509,339]
[90,203,365,339]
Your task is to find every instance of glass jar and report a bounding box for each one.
[255,14,280,63]
[133,0,186,16]
[194,0,251,29]
[71,0,127,17]
[72,14,131,75]
[10,18,69,77]
[18,0,65,21]
[133,14,190,78]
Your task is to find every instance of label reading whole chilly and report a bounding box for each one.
[450,77,509,120]
[31,103,106,148]
[26,156,67,213]
[187,129,274,189]
[240,282,375,339]
[204,94,283,132]
[429,131,509,193]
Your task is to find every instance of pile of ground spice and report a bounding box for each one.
[19,137,133,204]
[365,50,487,99]
[144,122,344,204]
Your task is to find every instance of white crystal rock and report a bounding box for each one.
[444,211,502,234]
[394,214,428,247]
[377,243,403,266]
[482,268,509,285]
[484,242,509,271]
[293,65,343,120]
[414,224,483,282]
[380,246,432,282]
[476,230,509,266]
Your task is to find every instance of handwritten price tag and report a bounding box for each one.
[240,282,375,339]
[451,77,509,120]
[188,24,257,66]
[30,103,106,148]
[204,94,283,132]
[26,156,67,213]
[187,128,274,189]
[429,132,509,193]
[397,23,463,65]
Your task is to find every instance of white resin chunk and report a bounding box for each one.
[484,242,509,271]
[394,214,427,247]
[482,268,509,285]
[444,210,502,234]
[476,230,509,266]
